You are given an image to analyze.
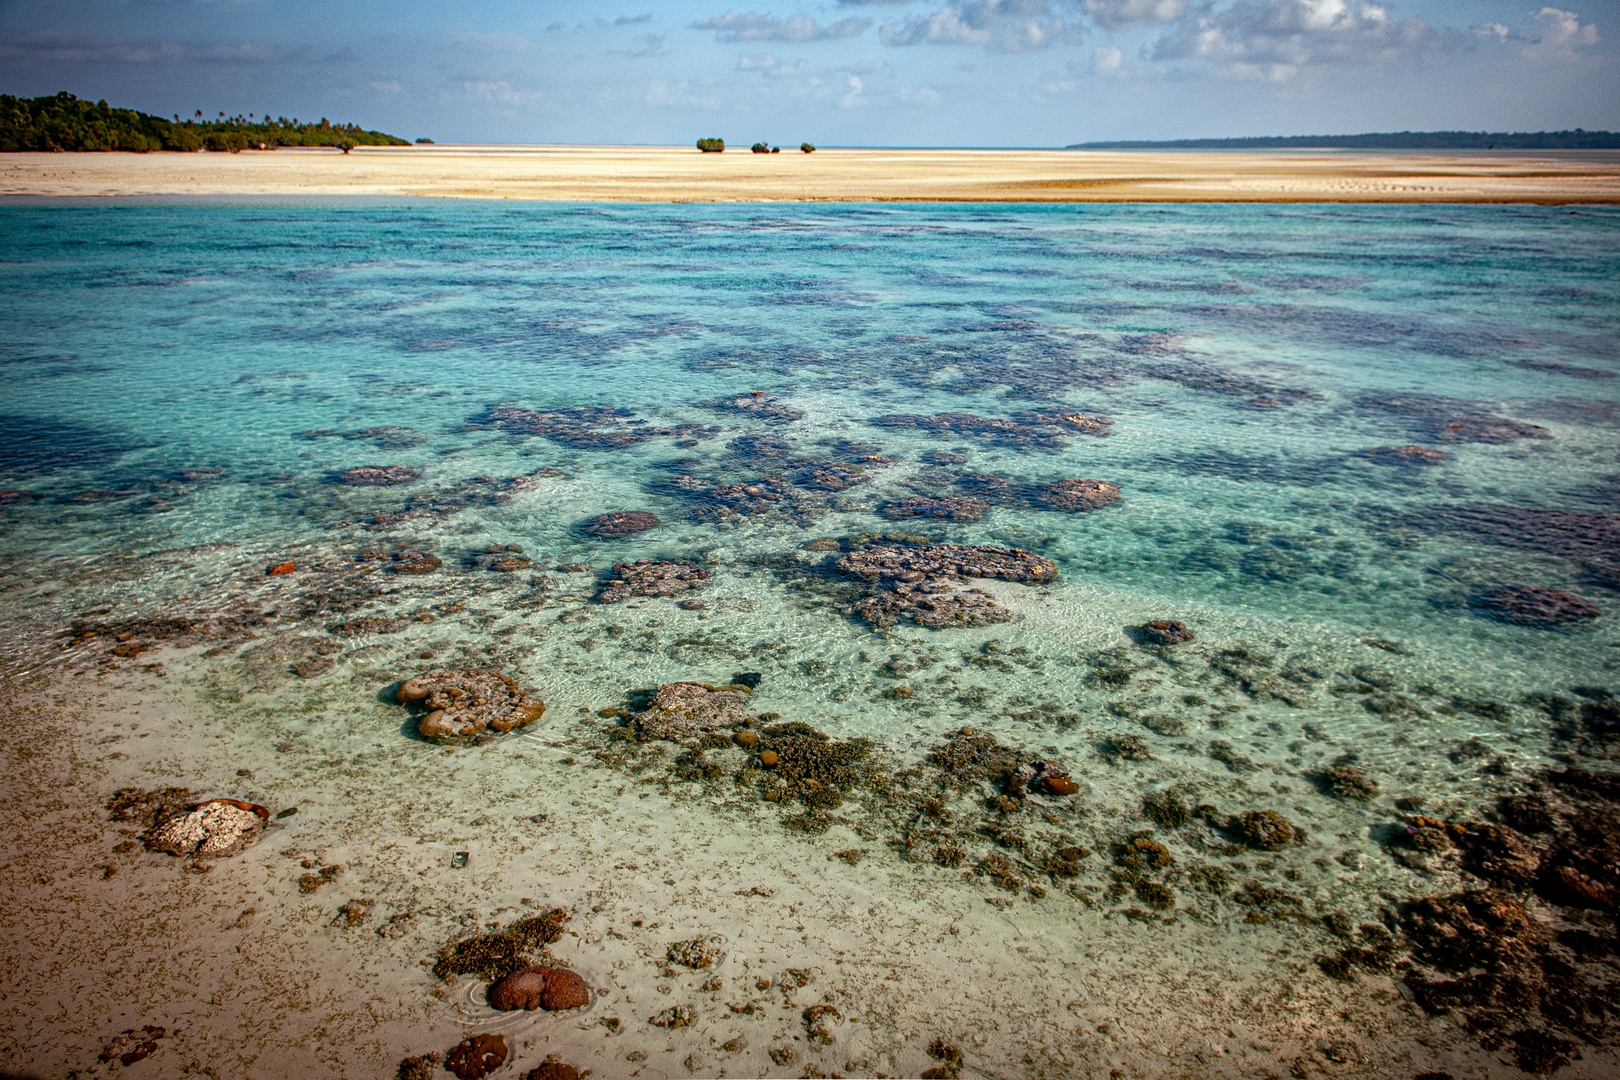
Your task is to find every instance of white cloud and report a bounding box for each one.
[1151,0,1432,80]
[1523,7,1599,61]
[739,52,822,76]
[1084,0,1182,30]
[1474,23,1512,41]
[1092,43,1122,72]
[898,84,943,104]
[693,12,872,42]
[880,1,1080,52]
[842,73,867,106]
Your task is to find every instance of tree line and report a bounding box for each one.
[0,92,409,152]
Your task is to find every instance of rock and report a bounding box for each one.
[489,966,590,1011]
[596,559,712,604]
[445,1034,507,1080]
[1008,760,1074,798]
[338,465,420,486]
[471,405,715,449]
[291,658,335,679]
[734,730,761,748]
[469,545,531,572]
[1030,478,1121,511]
[1361,445,1452,466]
[799,464,870,491]
[758,750,780,767]
[1238,809,1298,850]
[801,538,842,552]
[145,799,270,859]
[397,1054,437,1080]
[650,1005,696,1029]
[667,936,723,969]
[387,549,442,574]
[677,599,706,610]
[584,511,660,537]
[527,1065,580,1080]
[880,496,989,522]
[871,410,1111,449]
[1471,585,1600,628]
[1138,620,1193,645]
[853,588,1014,629]
[1319,765,1379,800]
[1454,823,1540,886]
[711,392,804,422]
[836,543,1056,586]
[266,561,296,576]
[632,682,751,743]
[397,670,546,743]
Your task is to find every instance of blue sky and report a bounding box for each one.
[1,1,1615,145]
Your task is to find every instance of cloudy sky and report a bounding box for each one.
[0,1,1614,145]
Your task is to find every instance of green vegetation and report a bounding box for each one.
[801,142,815,154]
[0,91,409,153]
[696,137,724,153]
[751,141,771,153]
[1069,129,1620,151]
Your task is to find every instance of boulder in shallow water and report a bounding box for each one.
[387,549,442,574]
[445,1034,507,1080]
[880,496,989,522]
[584,510,660,536]
[596,559,712,604]
[1471,585,1600,628]
[397,670,545,743]
[632,682,751,743]
[145,799,270,858]
[1138,619,1193,646]
[488,965,590,1011]
[1030,478,1121,511]
[337,465,420,486]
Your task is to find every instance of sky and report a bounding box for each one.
[0,1,1615,146]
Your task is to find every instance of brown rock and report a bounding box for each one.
[879,496,989,522]
[527,1066,580,1080]
[1030,478,1121,511]
[388,549,442,574]
[338,465,420,486]
[266,561,296,576]
[585,510,660,537]
[1238,810,1298,850]
[543,968,591,1010]
[1138,619,1193,645]
[445,1034,507,1080]
[397,669,546,743]
[488,966,549,1010]
[596,559,712,604]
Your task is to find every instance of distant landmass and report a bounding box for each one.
[1068,130,1620,151]
[0,91,408,152]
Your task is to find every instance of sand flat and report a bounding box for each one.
[2,143,1618,202]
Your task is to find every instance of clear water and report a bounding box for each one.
[4,197,1619,1073]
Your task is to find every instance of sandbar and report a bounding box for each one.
[2,144,1618,203]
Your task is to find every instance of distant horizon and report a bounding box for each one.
[0,1,1613,147]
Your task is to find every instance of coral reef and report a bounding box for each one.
[871,410,1111,449]
[584,510,659,536]
[880,496,989,522]
[667,937,723,969]
[650,1005,696,1029]
[1236,810,1299,850]
[1360,445,1452,466]
[337,465,420,486]
[469,545,531,572]
[1029,478,1121,511]
[832,543,1056,629]
[145,799,270,858]
[432,909,569,982]
[631,682,752,743]
[469,405,716,449]
[386,549,442,574]
[710,392,803,422]
[526,1065,580,1080]
[397,1055,436,1080]
[445,1034,507,1080]
[398,670,545,743]
[595,560,712,604]
[1318,765,1379,800]
[1138,620,1194,646]
[1471,586,1600,628]
[488,965,590,1011]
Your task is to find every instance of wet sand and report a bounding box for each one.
[1,144,1618,203]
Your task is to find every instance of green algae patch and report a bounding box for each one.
[431,909,569,982]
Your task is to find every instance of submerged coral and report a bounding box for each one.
[337,465,420,486]
[445,1034,507,1080]
[631,682,752,743]
[1360,445,1452,466]
[584,510,659,536]
[469,405,715,449]
[433,909,569,982]
[397,670,545,743]
[145,799,270,858]
[596,560,712,604]
[488,966,590,1011]
[1471,586,1601,628]
[1137,620,1194,646]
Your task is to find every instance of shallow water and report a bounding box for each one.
[1,199,1617,1074]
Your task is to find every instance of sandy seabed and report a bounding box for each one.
[0,144,1618,203]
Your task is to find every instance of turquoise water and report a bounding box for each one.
[3,198,1619,1075]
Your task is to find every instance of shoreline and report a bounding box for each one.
[1,145,1617,203]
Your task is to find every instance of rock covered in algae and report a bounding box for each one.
[488,965,590,1011]
[445,1034,507,1080]
[397,670,545,743]
[1138,619,1193,645]
[632,682,751,743]
[584,510,660,536]
[433,909,570,982]
[387,549,442,574]
[337,465,420,486]
[836,543,1056,586]
[527,1065,580,1080]
[1238,809,1299,850]
[145,799,270,858]
[1029,478,1121,511]
[596,559,712,604]
[667,936,724,969]
[1471,585,1600,628]
[853,588,1013,630]
[879,496,989,522]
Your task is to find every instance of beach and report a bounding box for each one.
[1,144,1618,202]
